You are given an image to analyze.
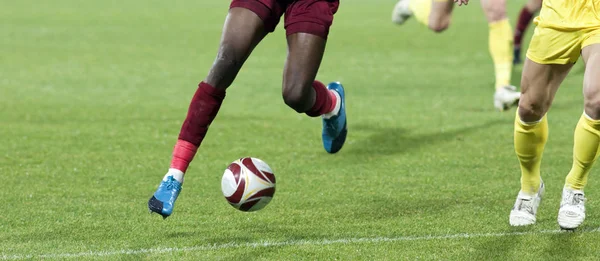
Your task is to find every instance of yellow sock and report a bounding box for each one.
[565,114,600,190]
[409,0,433,26]
[488,19,514,90]
[514,113,548,194]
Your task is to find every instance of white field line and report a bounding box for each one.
[2,228,599,260]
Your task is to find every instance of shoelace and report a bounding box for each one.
[164,177,182,191]
[517,198,534,214]
[564,192,585,206]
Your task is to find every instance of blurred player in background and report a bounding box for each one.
[148,0,348,219]
[508,0,600,230]
[391,0,520,111]
[513,0,542,64]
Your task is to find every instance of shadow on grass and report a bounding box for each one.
[345,118,510,156]
[470,226,533,260]
[543,231,581,259]
[541,226,597,259]
[469,225,598,260]
[339,194,461,222]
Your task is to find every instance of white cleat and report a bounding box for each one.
[558,187,586,230]
[391,0,413,25]
[494,85,521,111]
[510,181,545,227]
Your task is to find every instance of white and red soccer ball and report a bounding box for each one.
[221,157,276,212]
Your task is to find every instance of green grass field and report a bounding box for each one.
[1,0,597,260]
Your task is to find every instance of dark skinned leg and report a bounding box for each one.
[175,7,269,172]
[205,7,268,90]
[282,32,326,113]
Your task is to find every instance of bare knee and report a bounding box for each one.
[428,19,450,33]
[428,14,451,33]
[482,0,507,22]
[584,82,600,119]
[518,92,550,123]
[282,81,313,113]
[518,102,546,122]
[518,82,550,122]
[282,86,309,113]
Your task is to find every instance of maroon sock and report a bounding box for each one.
[172,81,226,172]
[326,90,337,113]
[306,81,335,117]
[514,7,535,48]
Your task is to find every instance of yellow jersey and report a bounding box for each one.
[535,0,600,30]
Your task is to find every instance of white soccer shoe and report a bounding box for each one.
[558,187,586,230]
[509,181,545,227]
[494,85,521,111]
[391,0,413,24]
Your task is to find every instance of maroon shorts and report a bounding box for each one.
[229,0,339,39]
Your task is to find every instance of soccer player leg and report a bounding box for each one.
[559,42,600,229]
[426,0,453,32]
[510,59,573,226]
[513,0,542,64]
[397,0,452,32]
[148,2,275,218]
[282,0,346,154]
[481,0,518,111]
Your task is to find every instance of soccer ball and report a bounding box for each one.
[221,157,276,212]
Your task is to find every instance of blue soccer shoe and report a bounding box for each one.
[148,175,182,219]
[322,82,347,154]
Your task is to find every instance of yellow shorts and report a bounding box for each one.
[526,0,600,64]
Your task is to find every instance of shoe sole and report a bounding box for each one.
[558,214,584,230]
[325,121,347,154]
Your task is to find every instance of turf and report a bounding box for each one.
[0,0,596,260]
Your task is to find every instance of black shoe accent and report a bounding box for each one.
[327,121,347,154]
[148,196,169,218]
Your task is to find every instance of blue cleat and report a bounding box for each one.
[148,176,182,219]
[322,82,347,154]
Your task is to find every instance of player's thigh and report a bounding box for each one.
[579,16,600,115]
[219,7,268,58]
[429,0,454,30]
[283,33,326,93]
[206,1,280,88]
[519,58,573,120]
[527,0,543,12]
[221,0,286,56]
[282,0,336,88]
[480,0,507,22]
[581,42,600,117]
[582,32,600,65]
[205,7,267,88]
